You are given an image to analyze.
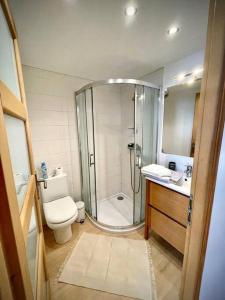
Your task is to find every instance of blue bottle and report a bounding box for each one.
[41,162,48,179]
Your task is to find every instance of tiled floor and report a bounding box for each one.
[97,193,133,226]
[58,233,153,299]
[44,218,183,300]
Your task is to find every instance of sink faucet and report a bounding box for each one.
[185,165,193,178]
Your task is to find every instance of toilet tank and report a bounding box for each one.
[40,173,69,203]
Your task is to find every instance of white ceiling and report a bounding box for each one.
[9,0,209,80]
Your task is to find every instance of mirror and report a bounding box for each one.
[162,79,201,157]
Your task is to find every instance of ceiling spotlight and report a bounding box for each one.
[125,6,137,17]
[177,73,185,81]
[193,67,204,76]
[167,26,179,35]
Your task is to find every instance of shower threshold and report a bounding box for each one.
[86,213,144,233]
[85,192,144,233]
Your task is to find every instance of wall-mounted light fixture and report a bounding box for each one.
[176,67,204,85]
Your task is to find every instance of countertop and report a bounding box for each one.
[145,176,191,197]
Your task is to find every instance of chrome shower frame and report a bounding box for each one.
[75,79,159,96]
[75,79,161,232]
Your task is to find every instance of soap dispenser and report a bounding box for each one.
[41,162,48,179]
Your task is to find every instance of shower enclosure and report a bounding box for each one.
[75,79,159,231]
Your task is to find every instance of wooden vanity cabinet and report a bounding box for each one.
[144,180,189,254]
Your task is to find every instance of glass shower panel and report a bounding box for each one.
[133,86,159,224]
[142,87,159,165]
[76,91,97,219]
[85,88,97,219]
[133,85,144,224]
[0,5,21,99]
[140,87,159,221]
[76,92,91,214]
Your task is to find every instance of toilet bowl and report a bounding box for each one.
[40,173,78,244]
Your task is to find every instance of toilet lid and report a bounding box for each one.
[43,196,78,224]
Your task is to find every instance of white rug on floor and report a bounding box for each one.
[58,233,156,300]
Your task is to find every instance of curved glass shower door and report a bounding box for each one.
[133,85,159,224]
[76,89,97,220]
[76,80,159,231]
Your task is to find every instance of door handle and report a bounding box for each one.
[89,154,95,166]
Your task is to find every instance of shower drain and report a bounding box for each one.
[117,196,124,200]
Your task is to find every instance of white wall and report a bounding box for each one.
[141,50,204,171]
[199,125,225,300]
[23,65,90,200]
[141,68,164,87]
[164,50,204,88]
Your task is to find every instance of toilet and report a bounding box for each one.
[40,173,78,244]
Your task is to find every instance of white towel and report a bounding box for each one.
[170,170,183,185]
[142,164,172,178]
[142,164,184,186]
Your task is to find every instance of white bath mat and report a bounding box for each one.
[58,233,156,300]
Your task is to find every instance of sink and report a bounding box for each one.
[180,177,192,195]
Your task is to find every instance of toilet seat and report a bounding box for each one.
[46,213,78,230]
[43,196,78,226]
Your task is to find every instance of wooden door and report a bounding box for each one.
[0,1,49,299]
[180,0,225,298]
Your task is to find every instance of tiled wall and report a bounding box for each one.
[93,84,136,201]
[120,85,134,199]
[24,66,135,204]
[23,65,90,200]
[93,85,122,200]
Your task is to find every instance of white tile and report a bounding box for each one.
[27,93,68,112]
[30,125,69,141]
[69,138,78,153]
[66,96,76,112]
[68,111,76,125]
[29,110,68,126]
[68,125,77,140]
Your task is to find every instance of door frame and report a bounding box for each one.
[0,0,48,299]
[180,0,225,298]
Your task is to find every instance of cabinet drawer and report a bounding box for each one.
[149,182,189,226]
[150,207,186,253]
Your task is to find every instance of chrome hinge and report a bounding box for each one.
[187,193,193,225]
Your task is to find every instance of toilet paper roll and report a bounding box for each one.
[56,166,63,176]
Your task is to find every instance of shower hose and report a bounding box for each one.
[129,149,141,194]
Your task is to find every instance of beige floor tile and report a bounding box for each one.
[45,219,182,300]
